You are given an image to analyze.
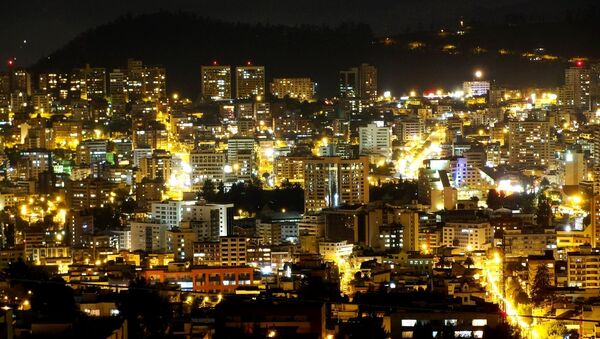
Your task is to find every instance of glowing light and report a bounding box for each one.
[474,70,483,79]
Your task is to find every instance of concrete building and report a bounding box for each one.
[508,120,553,168]
[130,220,169,252]
[359,123,391,158]
[304,157,369,213]
[270,78,315,101]
[201,65,232,100]
[235,65,265,99]
[441,220,493,251]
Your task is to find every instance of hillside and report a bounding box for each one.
[31,11,600,98]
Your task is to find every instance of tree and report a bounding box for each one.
[536,195,552,227]
[531,264,552,305]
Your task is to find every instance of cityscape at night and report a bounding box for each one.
[3,1,600,338]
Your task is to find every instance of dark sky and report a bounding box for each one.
[1,0,594,67]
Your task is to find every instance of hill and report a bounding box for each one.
[31,11,600,98]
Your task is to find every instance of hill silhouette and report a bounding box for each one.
[31,11,600,98]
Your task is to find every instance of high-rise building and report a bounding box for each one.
[109,69,127,116]
[339,68,359,98]
[358,63,377,100]
[304,156,369,213]
[201,65,232,100]
[339,64,377,100]
[130,220,169,252]
[358,123,391,158]
[190,149,226,190]
[563,151,585,186]
[559,64,591,110]
[235,65,265,99]
[142,66,167,102]
[508,120,552,167]
[269,78,315,101]
[126,59,144,102]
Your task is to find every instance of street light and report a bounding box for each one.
[474,70,483,79]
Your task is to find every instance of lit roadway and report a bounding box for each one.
[396,126,445,179]
[483,254,531,336]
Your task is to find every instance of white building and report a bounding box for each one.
[130,220,169,252]
[319,240,353,261]
[441,220,493,251]
[359,123,391,158]
[150,200,196,229]
[462,81,490,97]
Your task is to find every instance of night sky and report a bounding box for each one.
[2,0,596,67]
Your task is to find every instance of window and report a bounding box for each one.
[472,319,487,326]
[402,319,417,327]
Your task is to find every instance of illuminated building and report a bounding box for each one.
[135,178,165,209]
[167,224,197,260]
[441,220,493,251]
[77,139,108,165]
[298,214,324,237]
[12,68,32,96]
[418,166,457,211]
[235,65,265,99]
[109,69,127,117]
[110,229,131,251]
[304,157,369,213]
[269,77,315,101]
[132,122,168,149]
[389,208,420,251]
[142,66,166,102]
[151,200,196,229]
[219,236,247,266]
[83,65,107,100]
[462,81,490,97]
[508,120,552,168]
[358,123,391,158]
[138,150,172,182]
[182,203,235,239]
[51,120,82,149]
[227,138,256,183]
[379,224,403,249]
[69,211,94,247]
[193,241,220,265]
[256,212,301,245]
[503,228,556,258]
[339,63,377,100]
[130,220,169,251]
[190,149,226,190]
[358,63,378,100]
[318,240,353,261]
[395,118,423,142]
[253,101,271,122]
[339,68,358,98]
[273,156,305,187]
[31,93,51,114]
[559,65,591,110]
[142,263,253,293]
[16,149,51,181]
[236,118,255,137]
[201,65,232,100]
[566,246,600,288]
[66,177,115,209]
[563,150,585,186]
[126,58,144,101]
[322,205,383,248]
[391,310,501,339]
